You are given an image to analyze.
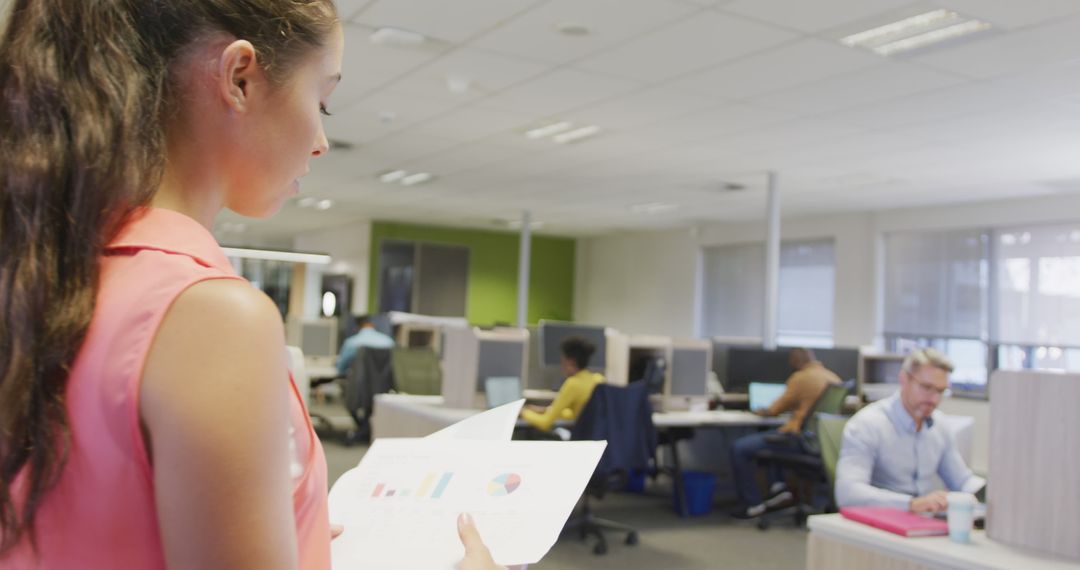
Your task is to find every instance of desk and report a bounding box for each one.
[806,514,1080,570]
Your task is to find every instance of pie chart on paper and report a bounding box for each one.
[487,473,522,497]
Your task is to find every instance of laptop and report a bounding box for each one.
[484,376,523,409]
[749,382,787,411]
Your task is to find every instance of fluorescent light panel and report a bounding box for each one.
[552,125,601,144]
[379,169,407,183]
[401,172,433,186]
[525,121,574,139]
[221,247,331,265]
[841,9,991,56]
[631,202,678,215]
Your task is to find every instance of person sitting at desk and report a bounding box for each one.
[731,348,841,518]
[521,336,605,432]
[335,314,395,377]
[835,348,985,513]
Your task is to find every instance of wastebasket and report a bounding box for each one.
[674,471,717,517]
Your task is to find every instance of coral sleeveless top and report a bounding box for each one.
[4,208,330,569]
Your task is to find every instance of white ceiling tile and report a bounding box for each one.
[575,11,796,82]
[387,47,553,100]
[334,24,449,106]
[360,132,461,167]
[913,16,1080,79]
[566,86,722,130]
[722,0,913,33]
[935,0,1080,29]
[402,142,528,175]
[753,62,966,115]
[471,0,697,64]
[819,80,1033,131]
[405,105,535,143]
[634,103,795,146]
[478,68,644,117]
[354,0,540,43]
[672,38,884,99]
[324,90,461,146]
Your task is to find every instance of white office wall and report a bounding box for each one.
[293,220,372,318]
[573,228,698,337]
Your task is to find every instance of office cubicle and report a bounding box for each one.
[717,344,861,394]
[442,327,529,409]
[527,321,607,391]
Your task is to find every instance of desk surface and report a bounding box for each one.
[373,393,783,436]
[808,513,1080,570]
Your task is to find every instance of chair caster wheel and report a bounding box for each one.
[757,519,770,531]
[593,542,608,555]
[626,532,639,546]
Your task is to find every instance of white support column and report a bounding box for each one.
[763,171,781,350]
[517,210,532,328]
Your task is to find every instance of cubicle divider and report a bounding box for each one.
[441,327,529,409]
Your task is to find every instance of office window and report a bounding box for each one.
[377,240,469,317]
[230,257,292,318]
[701,239,835,346]
[882,229,990,393]
[778,240,835,348]
[995,223,1080,373]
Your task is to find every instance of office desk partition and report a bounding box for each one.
[806,514,1078,570]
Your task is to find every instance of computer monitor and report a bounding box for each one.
[299,319,337,358]
[537,321,606,369]
[749,382,787,411]
[476,339,525,391]
[484,376,522,409]
[725,347,793,393]
[671,347,709,396]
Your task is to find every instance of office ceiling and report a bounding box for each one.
[218,0,1080,241]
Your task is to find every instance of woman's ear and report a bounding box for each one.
[218,39,258,112]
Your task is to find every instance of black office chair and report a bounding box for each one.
[753,380,852,529]
[335,347,395,446]
[563,382,657,555]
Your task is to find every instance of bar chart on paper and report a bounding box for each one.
[370,471,454,499]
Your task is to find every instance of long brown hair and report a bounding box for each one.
[0,0,337,552]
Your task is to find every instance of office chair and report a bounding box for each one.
[338,347,395,446]
[563,382,657,555]
[390,347,442,395]
[753,381,851,530]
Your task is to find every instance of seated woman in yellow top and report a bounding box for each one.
[521,336,605,431]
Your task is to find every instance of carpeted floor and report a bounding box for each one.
[319,429,809,570]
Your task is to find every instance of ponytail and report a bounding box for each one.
[0,0,338,552]
[0,0,164,551]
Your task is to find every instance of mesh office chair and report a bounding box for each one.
[753,381,852,529]
[564,382,657,555]
[390,347,442,395]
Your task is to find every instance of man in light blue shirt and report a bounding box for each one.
[836,348,985,513]
[336,315,395,376]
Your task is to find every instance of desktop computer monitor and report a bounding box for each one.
[476,338,526,391]
[725,347,792,393]
[537,321,606,370]
[484,376,523,409]
[299,319,338,358]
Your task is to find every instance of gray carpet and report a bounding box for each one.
[320,434,808,570]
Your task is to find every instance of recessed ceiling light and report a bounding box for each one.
[379,170,407,183]
[525,121,574,139]
[840,10,991,56]
[552,125,601,144]
[369,26,427,46]
[316,199,333,210]
[631,202,679,215]
[297,197,315,208]
[401,172,434,186]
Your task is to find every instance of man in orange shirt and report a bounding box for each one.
[730,348,841,518]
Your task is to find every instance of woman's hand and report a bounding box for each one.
[457,513,508,570]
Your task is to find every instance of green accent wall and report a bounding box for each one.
[368,222,575,326]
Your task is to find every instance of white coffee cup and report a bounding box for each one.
[947,492,977,543]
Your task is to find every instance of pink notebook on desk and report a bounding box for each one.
[840,507,948,537]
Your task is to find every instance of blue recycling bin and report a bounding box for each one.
[674,471,717,517]
[623,469,647,493]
